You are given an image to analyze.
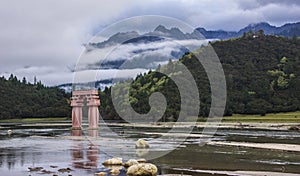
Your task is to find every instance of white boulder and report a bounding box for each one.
[127,163,158,176]
[102,157,123,165]
[124,159,139,167]
[136,139,149,148]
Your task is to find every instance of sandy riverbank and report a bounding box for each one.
[103,121,300,131]
[207,141,300,152]
[172,168,300,176]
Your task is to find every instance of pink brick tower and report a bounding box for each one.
[71,90,100,130]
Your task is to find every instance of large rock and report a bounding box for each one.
[136,139,149,148]
[126,163,158,176]
[124,159,139,167]
[102,157,123,165]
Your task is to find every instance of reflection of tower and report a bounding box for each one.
[70,90,100,129]
[71,130,84,169]
[71,130,99,169]
[86,144,98,168]
[86,129,99,169]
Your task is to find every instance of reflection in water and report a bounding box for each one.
[71,130,99,169]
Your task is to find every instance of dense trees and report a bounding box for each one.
[99,34,300,120]
[0,75,71,119]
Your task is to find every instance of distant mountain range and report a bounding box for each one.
[88,22,300,49]
[196,22,300,39]
[87,24,204,49]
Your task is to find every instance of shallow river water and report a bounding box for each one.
[0,121,300,176]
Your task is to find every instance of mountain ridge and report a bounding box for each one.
[89,21,300,49]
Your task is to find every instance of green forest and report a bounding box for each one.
[1,33,299,121]
[0,75,71,119]
[99,33,300,121]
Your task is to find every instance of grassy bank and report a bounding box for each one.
[197,111,300,123]
[1,111,300,124]
[0,117,70,123]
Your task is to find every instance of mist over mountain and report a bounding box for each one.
[58,21,300,91]
[196,22,300,39]
[89,22,300,49]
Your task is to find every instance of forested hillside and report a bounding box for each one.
[1,33,299,121]
[0,75,71,119]
[99,33,300,120]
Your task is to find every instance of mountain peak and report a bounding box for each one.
[154,25,168,33]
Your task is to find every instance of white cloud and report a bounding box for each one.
[0,0,299,86]
[73,68,148,84]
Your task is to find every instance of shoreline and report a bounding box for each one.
[103,121,300,131]
[172,168,300,176]
[207,141,300,152]
[1,121,299,131]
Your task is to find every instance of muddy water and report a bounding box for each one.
[0,122,300,176]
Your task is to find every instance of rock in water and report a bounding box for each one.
[127,163,158,176]
[7,130,13,135]
[124,159,139,167]
[94,172,107,176]
[137,158,146,163]
[135,139,149,148]
[110,168,120,175]
[102,157,123,165]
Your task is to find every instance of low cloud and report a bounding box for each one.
[1,0,299,86]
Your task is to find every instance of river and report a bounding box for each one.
[0,120,300,176]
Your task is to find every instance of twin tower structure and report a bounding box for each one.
[70,90,100,129]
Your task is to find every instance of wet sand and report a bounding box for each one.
[172,168,300,176]
[207,141,300,152]
[102,122,300,131]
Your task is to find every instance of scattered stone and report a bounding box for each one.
[102,157,123,165]
[110,168,120,175]
[53,175,58,176]
[41,169,55,174]
[137,158,146,163]
[7,130,13,135]
[58,167,73,173]
[127,163,158,176]
[28,167,43,172]
[289,126,300,131]
[94,172,107,176]
[124,159,139,167]
[50,165,58,168]
[136,139,149,148]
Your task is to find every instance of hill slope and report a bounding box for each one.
[99,34,300,120]
[0,75,71,119]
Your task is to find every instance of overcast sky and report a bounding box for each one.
[1,0,300,85]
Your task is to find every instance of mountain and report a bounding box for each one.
[148,25,203,40]
[88,25,204,50]
[99,35,300,120]
[73,22,300,92]
[195,22,300,39]
[89,31,140,48]
[237,22,277,35]
[89,22,300,49]
[195,27,237,39]
[57,79,114,93]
